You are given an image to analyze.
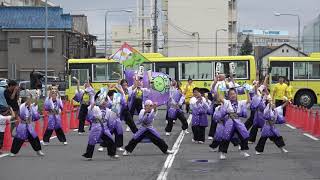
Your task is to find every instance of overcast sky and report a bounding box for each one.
[51,0,320,38]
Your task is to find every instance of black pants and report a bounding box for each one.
[255,136,285,153]
[82,134,116,158]
[209,137,240,149]
[0,132,4,149]
[125,130,168,153]
[185,103,190,113]
[11,133,41,154]
[219,129,249,153]
[192,125,206,142]
[208,120,217,138]
[78,104,89,133]
[43,128,66,143]
[101,131,123,148]
[165,111,188,132]
[275,100,286,116]
[245,111,255,130]
[130,98,143,117]
[248,125,259,142]
[122,108,138,133]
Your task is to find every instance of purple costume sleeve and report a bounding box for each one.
[73,90,84,103]
[44,98,53,111]
[213,106,227,123]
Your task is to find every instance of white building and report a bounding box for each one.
[162,0,237,56]
[303,14,320,54]
[0,0,55,6]
[239,29,291,48]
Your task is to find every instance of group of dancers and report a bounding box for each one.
[1,69,289,161]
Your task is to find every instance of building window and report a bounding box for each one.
[9,38,20,44]
[294,62,308,79]
[0,40,8,51]
[282,49,284,53]
[308,62,320,79]
[287,49,289,53]
[30,36,54,50]
[93,63,122,82]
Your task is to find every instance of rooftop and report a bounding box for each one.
[0,6,72,30]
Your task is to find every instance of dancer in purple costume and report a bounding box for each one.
[215,88,251,160]
[73,79,95,134]
[255,98,289,155]
[123,100,174,156]
[165,80,189,136]
[42,90,67,145]
[82,104,118,160]
[190,87,211,144]
[10,94,44,157]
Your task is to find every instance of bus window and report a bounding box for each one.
[93,63,122,82]
[215,61,248,79]
[308,62,320,79]
[294,62,308,79]
[93,64,107,82]
[271,67,290,82]
[71,69,89,86]
[181,62,197,79]
[198,62,213,80]
[108,63,122,80]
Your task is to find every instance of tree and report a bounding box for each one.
[239,35,253,55]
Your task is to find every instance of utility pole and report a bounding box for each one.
[152,0,158,53]
[141,0,145,52]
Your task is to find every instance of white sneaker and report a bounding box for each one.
[78,132,83,135]
[280,147,288,153]
[219,153,227,160]
[63,142,68,145]
[126,126,130,132]
[97,147,104,152]
[9,153,16,157]
[123,150,130,156]
[198,141,204,144]
[117,147,125,152]
[84,157,92,161]
[236,146,241,151]
[166,149,174,154]
[165,132,171,136]
[173,120,176,124]
[208,136,213,140]
[42,142,49,146]
[240,151,250,158]
[209,147,218,152]
[192,139,198,143]
[36,150,45,156]
[255,151,262,155]
[248,141,254,144]
[110,154,120,159]
[183,130,190,134]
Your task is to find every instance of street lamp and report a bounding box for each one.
[274,12,301,52]
[44,0,48,97]
[215,28,227,56]
[105,9,133,58]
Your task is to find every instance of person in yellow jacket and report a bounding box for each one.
[285,79,293,102]
[182,78,195,113]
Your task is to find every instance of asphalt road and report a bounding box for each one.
[0,109,319,180]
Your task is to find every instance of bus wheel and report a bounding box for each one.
[295,90,315,109]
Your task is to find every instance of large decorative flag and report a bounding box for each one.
[109,42,149,68]
[124,70,171,106]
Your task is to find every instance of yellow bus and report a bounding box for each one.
[269,52,320,108]
[66,54,256,100]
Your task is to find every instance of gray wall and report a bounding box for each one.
[6,31,66,80]
[0,31,8,78]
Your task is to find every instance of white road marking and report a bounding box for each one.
[285,124,297,130]
[303,133,319,141]
[157,115,192,180]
